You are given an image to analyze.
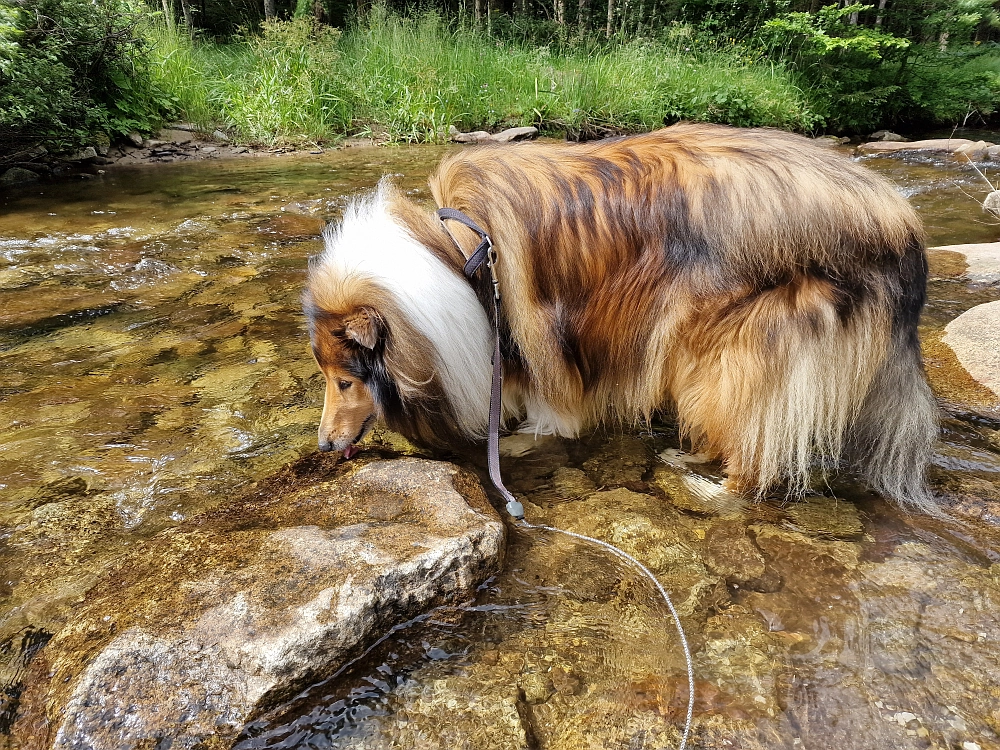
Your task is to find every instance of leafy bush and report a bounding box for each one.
[151,17,347,142]
[760,3,1000,132]
[150,8,818,145]
[0,0,168,155]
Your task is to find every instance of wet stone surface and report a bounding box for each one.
[12,454,504,750]
[2,144,1000,749]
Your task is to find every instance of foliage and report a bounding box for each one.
[8,0,1000,153]
[149,9,818,145]
[0,0,168,155]
[759,3,1000,132]
[151,17,347,141]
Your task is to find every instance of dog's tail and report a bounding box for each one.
[846,250,940,514]
[846,325,939,513]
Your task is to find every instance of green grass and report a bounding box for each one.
[149,10,820,145]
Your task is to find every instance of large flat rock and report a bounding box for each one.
[13,455,504,750]
[858,138,1000,159]
[929,242,1000,284]
[943,300,1000,397]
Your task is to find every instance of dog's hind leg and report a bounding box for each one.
[672,277,889,500]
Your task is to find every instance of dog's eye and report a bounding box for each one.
[338,380,352,391]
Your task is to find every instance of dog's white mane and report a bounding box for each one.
[318,180,493,438]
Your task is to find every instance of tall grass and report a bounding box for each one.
[149,9,819,145]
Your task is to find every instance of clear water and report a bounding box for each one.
[2,144,999,749]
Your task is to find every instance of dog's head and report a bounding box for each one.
[306,300,394,457]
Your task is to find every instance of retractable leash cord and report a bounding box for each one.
[437,208,695,750]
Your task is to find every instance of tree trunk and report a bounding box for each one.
[161,0,174,31]
[475,0,482,26]
[555,0,564,25]
[179,0,193,29]
[264,0,276,20]
[875,0,887,26]
[605,0,613,38]
[577,0,587,39]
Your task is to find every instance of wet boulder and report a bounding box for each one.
[0,167,39,186]
[930,242,1000,284]
[13,455,505,750]
[943,301,1000,398]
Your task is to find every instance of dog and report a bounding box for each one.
[304,122,939,512]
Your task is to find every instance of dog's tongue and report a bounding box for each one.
[342,444,359,459]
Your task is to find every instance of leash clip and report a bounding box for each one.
[485,240,500,299]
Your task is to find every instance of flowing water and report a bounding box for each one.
[2,143,1000,749]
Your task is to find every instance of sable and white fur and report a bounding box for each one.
[305,122,939,512]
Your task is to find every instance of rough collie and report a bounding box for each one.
[304,123,939,512]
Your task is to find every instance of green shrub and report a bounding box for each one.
[760,3,1000,132]
[151,17,348,143]
[0,0,168,155]
[149,8,818,145]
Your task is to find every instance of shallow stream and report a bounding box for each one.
[2,143,1000,749]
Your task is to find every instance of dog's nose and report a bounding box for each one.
[318,439,334,452]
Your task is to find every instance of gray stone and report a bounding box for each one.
[451,126,539,144]
[168,122,200,132]
[984,191,1000,217]
[14,456,505,750]
[1,167,40,186]
[858,138,994,155]
[943,301,1000,397]
[213,129,231,143]
[62,146,97,162]
[930,242,1000,284]
[453,129,493,144]
[870,130,908,142]
[815,135,851,146]
[126,131,143,147]
[490,126,538,143]
[158,128,193,145]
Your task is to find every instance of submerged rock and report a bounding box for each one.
[943,301,1000,397]
[702,518,766,584]
[13,455,504,750]
[785,495,865,540]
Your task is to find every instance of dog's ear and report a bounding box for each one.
[344,308,380,349]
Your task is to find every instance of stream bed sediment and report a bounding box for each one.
[1,143,1000,749]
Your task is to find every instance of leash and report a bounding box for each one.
[436,207,524,521]
[436,207,694,750]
